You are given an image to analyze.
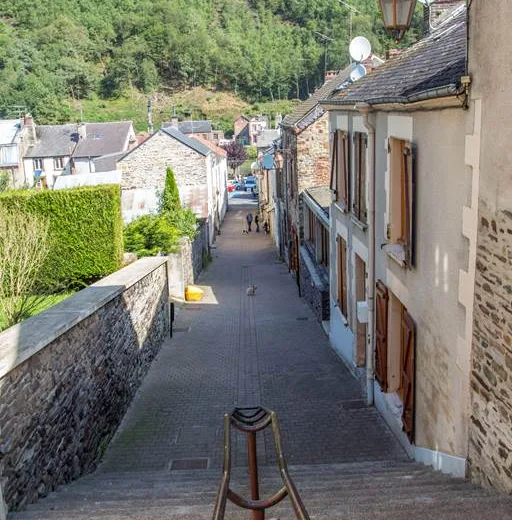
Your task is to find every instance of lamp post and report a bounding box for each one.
[378,0,417,41]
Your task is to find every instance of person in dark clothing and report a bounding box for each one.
[246,212,253,232]
[255,214,260,232]
[263,221,269,235]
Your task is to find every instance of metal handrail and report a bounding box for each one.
[212,406,310,520]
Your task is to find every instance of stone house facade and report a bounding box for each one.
[118,127,227,245]
[278,68,351,292]
[466,0,512,494]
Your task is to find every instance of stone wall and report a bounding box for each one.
[119,130,207,190]
[166,219,209,299]
[469,207,512,493]
[467,0,512,493]
[0,258,169,510]
[299,246,330,322]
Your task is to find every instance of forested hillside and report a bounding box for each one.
[0,0,423,124]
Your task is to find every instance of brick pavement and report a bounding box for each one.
[98,202,406,474]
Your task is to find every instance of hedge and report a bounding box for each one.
[0,185,123,289]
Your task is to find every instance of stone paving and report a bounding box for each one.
[98,200,406,474]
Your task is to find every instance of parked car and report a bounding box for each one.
[244,178,256,192]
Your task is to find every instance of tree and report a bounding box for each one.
[0,207,51,329]
[159,167,181,214]
[222,141,248,176]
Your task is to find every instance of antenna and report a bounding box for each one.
[314,31,335,78]
[349,36,371,63]
[350,64,367,82]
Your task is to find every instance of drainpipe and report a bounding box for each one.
[357,103,375,406]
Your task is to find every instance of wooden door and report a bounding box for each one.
[400,309,415,442]
[375,280,389,391]
[355,255,366,367]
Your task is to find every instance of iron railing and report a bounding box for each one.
[212,406,310,520]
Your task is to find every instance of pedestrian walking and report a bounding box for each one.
[255,214,260,232]
[246,212,253,232]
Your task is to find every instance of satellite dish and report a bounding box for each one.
[418,0,435,4]
[350,64,367,82]
[349,36,371,63]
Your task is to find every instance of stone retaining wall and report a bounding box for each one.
[0,258,169,510]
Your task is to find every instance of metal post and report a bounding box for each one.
[247,432,264,520]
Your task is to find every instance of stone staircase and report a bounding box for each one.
[8,459,512,519]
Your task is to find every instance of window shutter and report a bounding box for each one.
[337,236,348,317]
[361,134,368,223]
[330,132,338,193]
[353,133,361,219]
[375,280,389,392]
[403,143,415,267]
[400,308,415,442]
[336,131,349,210]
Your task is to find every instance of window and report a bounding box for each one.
[330,130,349,211]
[319,224,329,268]
[353,132,368,224]
[387,138,414,266]
[374,280,416,442]
[355,254,366,366]
[33,158,43,170]
[54,157,64,170]
[306,207,316,245]
[336,236,348,317]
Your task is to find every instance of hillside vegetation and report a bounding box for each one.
[0,0,423,125]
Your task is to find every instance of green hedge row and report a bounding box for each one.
[0,185,123,289]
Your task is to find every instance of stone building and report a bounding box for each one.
[466,0,512,494]
[278,67,351,291]
[118,126,228,245]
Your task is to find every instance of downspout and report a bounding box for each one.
[357,103,375,406]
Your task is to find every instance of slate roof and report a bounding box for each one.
[93,151,127,172]
[281,66,353,128]
[25,125,78,158]
[168,120,213,134]
[326,5,466,105]
[0,120,21,145]
[161,127,212,156]
[73,122,133,158]
[25,121,133,159]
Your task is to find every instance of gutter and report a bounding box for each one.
[356,103,376,407]
[322,83,462,108]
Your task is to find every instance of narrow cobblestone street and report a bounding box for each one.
[10,200,512,520]
[99,200,406,474]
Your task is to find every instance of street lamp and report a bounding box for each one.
[378,0,417,41]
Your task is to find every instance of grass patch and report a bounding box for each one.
[0,292,75,332]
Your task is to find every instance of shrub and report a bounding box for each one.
[124,214,179,257]
[159,167,197,239]
[0,172,9,192]
[0,207,52,329]
[0,185,123,289]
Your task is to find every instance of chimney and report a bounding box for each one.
[324,70,337,83]
[77,123,86,140]
[386,48,402,60]
[23,113,36,145]
[171,116,179,128]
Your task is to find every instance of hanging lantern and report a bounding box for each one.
[378,0,417,41]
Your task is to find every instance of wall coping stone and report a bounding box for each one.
[0,257,168,380]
